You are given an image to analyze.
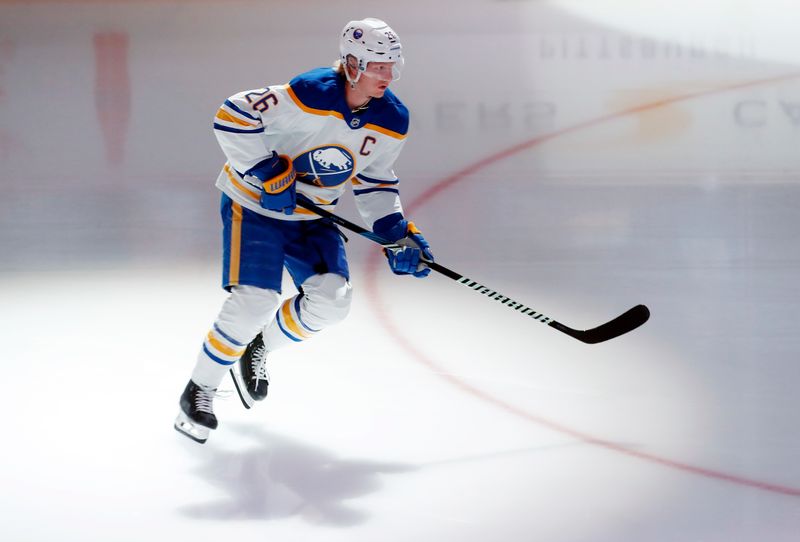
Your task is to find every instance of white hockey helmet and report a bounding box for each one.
[340,18,404,84]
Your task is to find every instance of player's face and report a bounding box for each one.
[357,61,396,97]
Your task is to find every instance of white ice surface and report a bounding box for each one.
[1,259,798,542]
[1,1,800,541]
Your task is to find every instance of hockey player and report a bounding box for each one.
[175,18,434,443]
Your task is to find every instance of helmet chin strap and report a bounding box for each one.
[344,62,362,88]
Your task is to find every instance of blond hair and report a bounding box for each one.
[332,58,345,75]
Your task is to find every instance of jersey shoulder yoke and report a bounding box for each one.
[371,88,409,138]
[288,67,409,138]
[287,67,341,112]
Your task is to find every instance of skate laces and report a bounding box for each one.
[251,343,269,383]
[193,386,231,413]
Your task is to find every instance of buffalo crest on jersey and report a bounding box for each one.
[294,145,356,188]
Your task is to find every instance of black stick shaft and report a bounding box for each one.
[296,199,649,343]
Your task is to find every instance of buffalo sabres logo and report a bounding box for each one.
[353,28,363,40]
[350,117,361,128]
[294,145,356,188]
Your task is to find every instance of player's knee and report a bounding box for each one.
[217,285,281,341]
[301,273,352,326]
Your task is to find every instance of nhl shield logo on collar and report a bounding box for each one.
[350,117,361,128]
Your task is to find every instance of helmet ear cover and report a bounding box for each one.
[339,18,404,84]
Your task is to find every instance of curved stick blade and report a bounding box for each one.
[549,304,651,344]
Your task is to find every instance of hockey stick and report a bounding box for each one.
[297,199,650,344]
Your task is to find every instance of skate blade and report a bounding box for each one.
[229,366,254,410]
[174,412,210,444]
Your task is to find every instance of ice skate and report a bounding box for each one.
[174,380,219,444]
[230,332,270,409]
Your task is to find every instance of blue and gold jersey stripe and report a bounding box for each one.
[214,101,263,134]
[223,99,260,122]
[354,186,400,196]
[354,173,399,185]
[214,122,265,134]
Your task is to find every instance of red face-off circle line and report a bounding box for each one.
[363,71,800,498]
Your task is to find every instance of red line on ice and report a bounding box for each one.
[363,72,800,497]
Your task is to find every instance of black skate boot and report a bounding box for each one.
[174,380,219,444]
[230,332,269,409]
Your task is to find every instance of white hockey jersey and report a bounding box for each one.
[213,67,409,230]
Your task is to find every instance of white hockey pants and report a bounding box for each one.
[191,274,352,388]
